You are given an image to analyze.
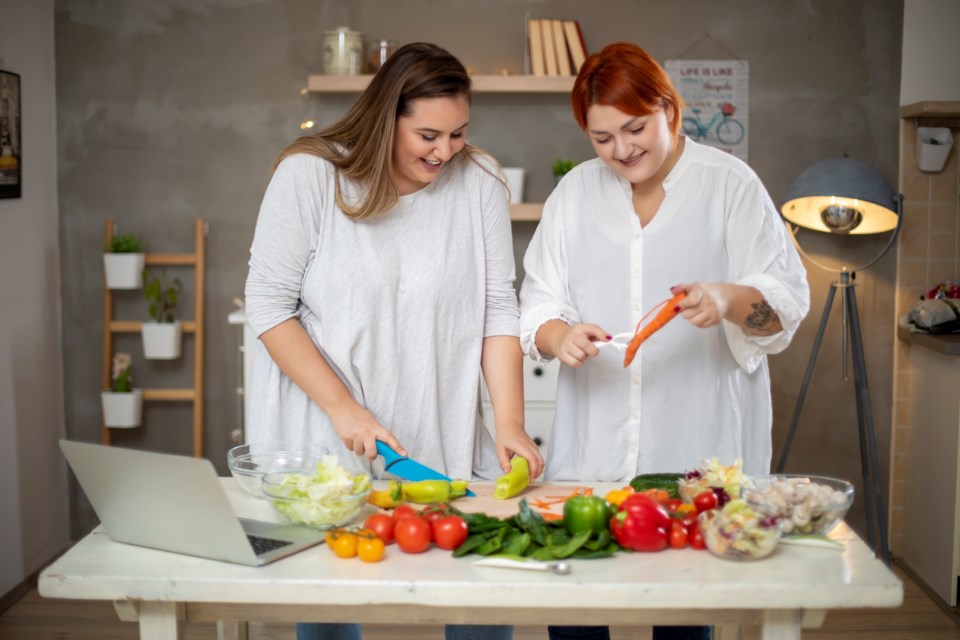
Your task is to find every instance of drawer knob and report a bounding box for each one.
[533,437,543,446]
[533,366,544,377]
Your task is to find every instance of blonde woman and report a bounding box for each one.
[245,42,542,640]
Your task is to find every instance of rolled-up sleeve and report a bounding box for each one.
[519,189,580,361]
[244,155,322,338]
[722,175,810,373]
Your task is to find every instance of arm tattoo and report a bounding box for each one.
[744,300,782,335]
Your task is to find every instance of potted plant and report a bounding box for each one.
[552,158,579,187]
[141,268,183,359]
[103,233,146,289]
[101,352,143,428]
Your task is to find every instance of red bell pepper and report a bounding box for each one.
[610,493,670,552]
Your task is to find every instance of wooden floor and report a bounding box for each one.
[1,564,957,639]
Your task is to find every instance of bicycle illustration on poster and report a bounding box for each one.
[0,68,21,199]
[665,59,749,163]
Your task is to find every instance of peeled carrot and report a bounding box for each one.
[622,291,687,367]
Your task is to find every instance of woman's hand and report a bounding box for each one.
[549,322,610,368]
[326,401,407,461]
[495,426,545,480]
[672,282,782,335]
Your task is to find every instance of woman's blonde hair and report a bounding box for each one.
[274,42,487,219]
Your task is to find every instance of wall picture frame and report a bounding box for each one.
[0,69,22,199]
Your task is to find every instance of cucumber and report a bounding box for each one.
[629,472,683,499]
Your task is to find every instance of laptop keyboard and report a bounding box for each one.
[247,534,293,556]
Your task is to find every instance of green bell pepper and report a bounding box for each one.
[562,495,614,536]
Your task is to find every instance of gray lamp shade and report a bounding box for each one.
[780,157,899,234]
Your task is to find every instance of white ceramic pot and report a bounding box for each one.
[142,321,182,359]
[101,389,143,428]
[917,127,954,173]
[103,253,145,289]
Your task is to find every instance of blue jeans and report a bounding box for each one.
[547,626,711,640]
[296,623,514,640]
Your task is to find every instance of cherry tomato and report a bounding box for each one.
[363,513,396,545]
[664,498,683,512]
[693,490,719,514]
[432,515,468,550]
[391,504,419,522]
[420,503,451,524]
[668,520,688,549]
[356,532,386,562]
[394,516,432,553]
[329,530,358,558]
[687,522,706,550]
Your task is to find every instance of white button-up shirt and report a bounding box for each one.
[519,139,809,481]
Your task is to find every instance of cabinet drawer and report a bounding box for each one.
[480,402,555,452]
[523,358,559,402]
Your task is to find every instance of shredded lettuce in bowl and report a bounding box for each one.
[262,456,371,528]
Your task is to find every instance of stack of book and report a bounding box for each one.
[527,19,587,76]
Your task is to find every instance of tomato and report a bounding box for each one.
[668,520,688,549]
[356,532,386,562]
[329,530,358,558]
[432,515,468,550]
[693,490,719,513]
[563,495,614,535]
[394,516,432,553]
[363,513,396,545]
[687,522,706,550]
[391,504,419,522]
[664,498,683,512]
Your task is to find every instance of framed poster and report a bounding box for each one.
[665,60,749,163]
[0,69,21,199]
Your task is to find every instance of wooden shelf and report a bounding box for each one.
[900,101,960,118]
[509,203,544,222]
[102,218,206,457]
[306,74,575,94]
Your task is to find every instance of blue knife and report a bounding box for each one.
[375,440,476,497]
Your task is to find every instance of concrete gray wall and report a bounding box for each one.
[55,0,903,539]
[0,0,70,596]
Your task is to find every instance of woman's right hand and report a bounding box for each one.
[327,401,407,461]
[552,323,610,368]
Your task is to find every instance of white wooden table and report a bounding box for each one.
[38,480,902,640]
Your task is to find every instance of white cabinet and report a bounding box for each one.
[902,338,960,606]
[481,358,559,454]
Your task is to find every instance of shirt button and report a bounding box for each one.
[632,375,640,385]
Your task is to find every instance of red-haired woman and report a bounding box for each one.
[520,43,810,640]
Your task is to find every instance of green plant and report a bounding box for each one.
[111,352,133,392]
[551,158,578,177]
[105,233,143,253]
[142,268,182,323]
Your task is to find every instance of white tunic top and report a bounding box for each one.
[520,138,809,481]
[244,152,519,481]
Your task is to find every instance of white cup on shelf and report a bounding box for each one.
[502,167,525,204]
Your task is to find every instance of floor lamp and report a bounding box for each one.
[775,157,903,565]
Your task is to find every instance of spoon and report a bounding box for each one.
[473,557,573,575]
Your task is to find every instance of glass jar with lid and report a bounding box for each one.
[322,26,365,76]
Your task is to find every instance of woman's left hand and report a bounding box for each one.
[671,282,731,328]
[496,428,545,480]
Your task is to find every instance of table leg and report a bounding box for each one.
[218,619,249,640]
[139,601,185,640]
[761,610,802,640]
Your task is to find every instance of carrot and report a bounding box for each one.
[623,291,687,368]
[538,511,564,522]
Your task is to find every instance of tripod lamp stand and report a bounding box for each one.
[775,157,903,565]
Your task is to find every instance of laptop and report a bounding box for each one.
[59,439,326,566]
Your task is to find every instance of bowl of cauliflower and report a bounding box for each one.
[741,475,853,536]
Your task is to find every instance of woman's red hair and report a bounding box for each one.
[571,42,684,137]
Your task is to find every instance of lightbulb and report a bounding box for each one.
[300,120,315,130]
[820,204,863,233]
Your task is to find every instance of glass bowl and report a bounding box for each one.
[261,469,371,530]
[226,442,329,498]
[698,500,781,560]
[741,474,854,536]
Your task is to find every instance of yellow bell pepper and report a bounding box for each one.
[367,479,404,509]
[604,486,635,507]
[400,479,470,504]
